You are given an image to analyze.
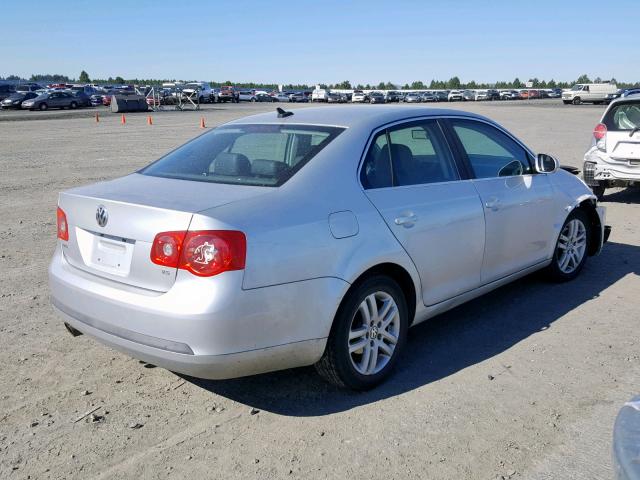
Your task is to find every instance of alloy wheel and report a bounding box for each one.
[556,219,587,274]
[348,291,400,375]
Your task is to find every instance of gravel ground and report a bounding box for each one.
[0,101,638,480]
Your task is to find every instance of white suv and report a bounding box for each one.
[583,95,640,199]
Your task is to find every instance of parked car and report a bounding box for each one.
[420,92,438,102]
[448,90,463,101]
[403,92,421,103]
[562,83,618,105]
[1,91,37,109]
[273,93,290,102]
[486,89,500,101]
[351,90,367,103]
[254,93,276,102]
[70,91,92,108]
[327,92,343,103]
[384,91,402,102]
[500,90,520,100]
[218,86,237,103]
[0,84,16,101]
[49,106,609,390]
[474,90,488,101]
[462,90,476,101]
[434,91,448,102]
[15,83,42,93]
[22,91,81,110]
[90,94,105,107]
[289,92,309,103]
[368,91,385,104]
[583,96,640,199]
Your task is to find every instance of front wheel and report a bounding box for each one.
[315,275,408,390]
[39,103,48,111]
[70,101,78,109]
[546,209,590,282]
[572,97,581,105]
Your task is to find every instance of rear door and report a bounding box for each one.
[363,119,485,306]
[444,118,556,283]
[603,101,640,162]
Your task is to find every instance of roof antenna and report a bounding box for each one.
[277,107,293,118]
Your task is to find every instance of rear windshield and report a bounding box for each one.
[140,124,344,187]
[603,102,640,131]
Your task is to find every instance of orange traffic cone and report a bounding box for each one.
[121,114,126,125]
[199,117,206,129]
[147,115,153,125]
[95,112,99,123]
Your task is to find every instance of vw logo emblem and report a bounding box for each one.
[96,205,108,227]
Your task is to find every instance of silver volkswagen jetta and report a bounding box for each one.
[49,106,609,389]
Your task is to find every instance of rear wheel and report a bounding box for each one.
[315,275,408,390]
[546,209,590,282]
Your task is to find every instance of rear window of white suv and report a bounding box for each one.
[604,102,640,131]
[140,124,344,187]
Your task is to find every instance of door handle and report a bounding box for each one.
[394,213,417,227]
[484,197,501,211]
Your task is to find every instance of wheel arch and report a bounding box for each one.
[340,262,418,327]
[575,198,603,256]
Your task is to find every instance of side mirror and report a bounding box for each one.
[535,153,559,173]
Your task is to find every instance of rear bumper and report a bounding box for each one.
[585,150,640,184]
[49,246,346,379]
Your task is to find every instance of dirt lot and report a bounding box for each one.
[1,101,638,480]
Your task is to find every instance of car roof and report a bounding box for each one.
[226,105,485,129]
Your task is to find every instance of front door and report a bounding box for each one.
[445,118,556,283]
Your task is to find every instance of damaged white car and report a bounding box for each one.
[584,95,640,200]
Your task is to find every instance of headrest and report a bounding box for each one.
[211,152,251,176]
[251,159,287,177]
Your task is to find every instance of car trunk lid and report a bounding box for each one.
[58,173,268,292]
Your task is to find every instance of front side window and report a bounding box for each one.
[141,124,344,187]
[450,119,531,178]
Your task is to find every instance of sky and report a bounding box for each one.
[1,0,637,85]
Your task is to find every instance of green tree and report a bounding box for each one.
[79,70,90,83]
[446,76,461,89]
[410,80,425,89]
[576,74,591,84]
[114,76,125,84]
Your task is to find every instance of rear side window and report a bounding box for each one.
[140,124,344,187]
[603,102,640,131]
[450,119,531,178]
[361,119,459,188]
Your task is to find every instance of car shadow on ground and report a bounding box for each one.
[602,187,640,204]
[183,241,639,417]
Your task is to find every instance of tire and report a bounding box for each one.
[545,209,590,282]
[315,275,408,390]
[39,103,48,111]
[572,97,581,105]
[592,184,606,201]
[251,98,256,103]
[69,101,78,109]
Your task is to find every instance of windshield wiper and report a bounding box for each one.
[630,127,640,137]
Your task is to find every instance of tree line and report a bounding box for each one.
[1,71,638,90]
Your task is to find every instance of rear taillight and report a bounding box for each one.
[57,207,69,241]
[593,123,607,140]
[150,230,246,277]
[594,123,607,151]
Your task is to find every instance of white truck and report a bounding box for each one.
[311,88,329,102]
[182,82,215,103]
[562,83,617,105]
